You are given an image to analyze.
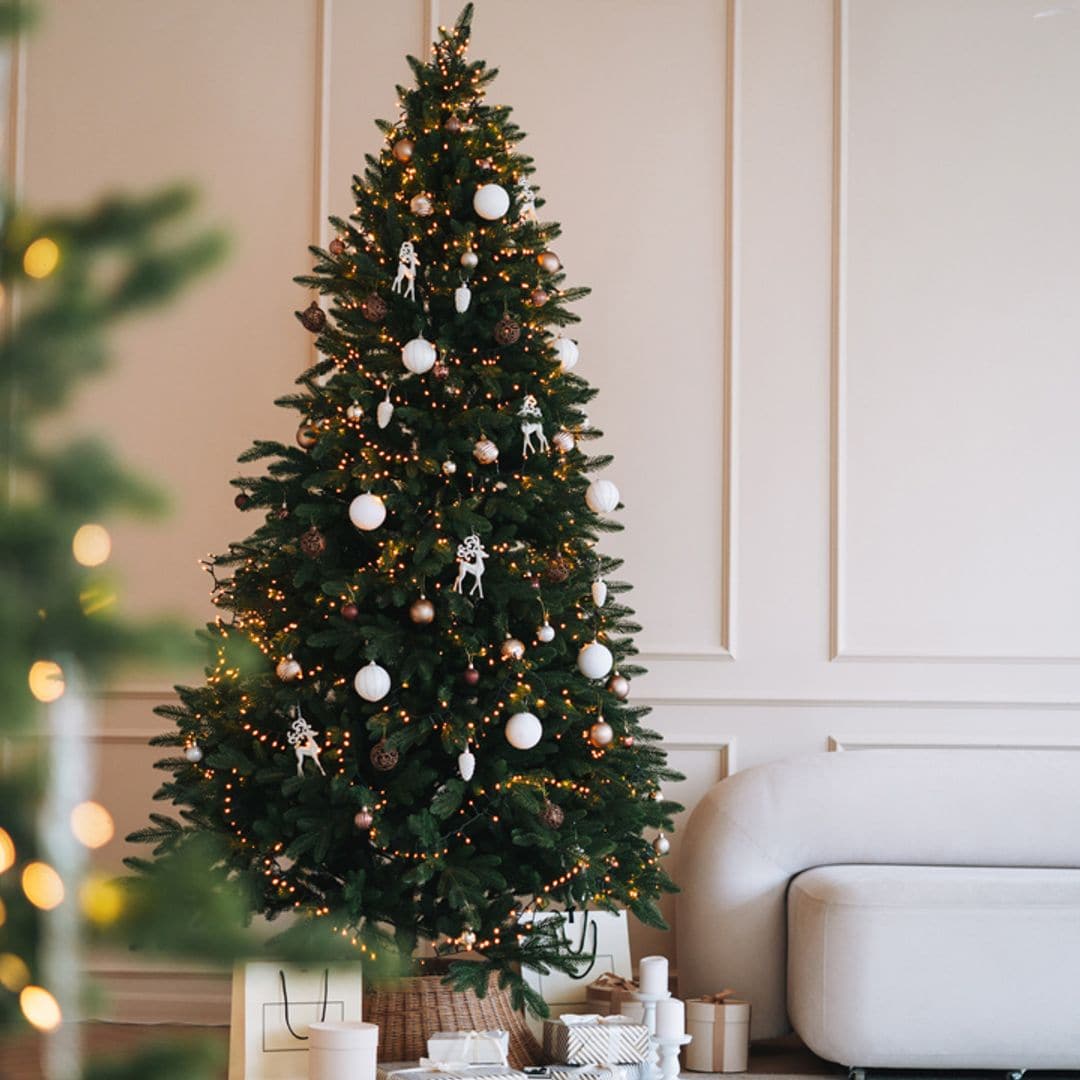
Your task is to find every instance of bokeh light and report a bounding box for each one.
[28,660,65,703]
[21,861,64,910]
[70,801,114,849]
[23,237,60,279]
[72,523,112,567]
[0,828,14,873]
[20,986,62,1031]
[0,898,6,927]
[0,953,30,992]
[79,875,125,926]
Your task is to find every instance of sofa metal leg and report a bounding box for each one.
[847,1069,866,1080]
[1006,1072,1026,1080]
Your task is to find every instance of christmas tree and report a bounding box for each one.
[141,5,680,1010]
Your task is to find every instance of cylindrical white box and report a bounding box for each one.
[685,1000,751,1073]
[308,1021,378,1080]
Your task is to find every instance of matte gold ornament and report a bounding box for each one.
[392,137,415,162]
[296,421,319,448]
[354,807,374,830]
[295,300,326,332]
[300,526,326,558]
[370,739,399,771]
[589,718,614,748]
[537,250,561,274]
[653,832,671,856]
[540,799,564,829]
[501,636,526,661]
[494,314,521,346]
[276,655,302,683]
[410,193,434,217]
[608,674,631,700]
[410,596,435,624]
[360,292,387,322]
[473,438,498,465]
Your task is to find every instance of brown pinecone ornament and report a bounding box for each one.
[494,313,521,345]
[296,300,326,332]
[360,292,387,323]
[370,739,399,771]
[300,526,326,558]
[540,799,564,830]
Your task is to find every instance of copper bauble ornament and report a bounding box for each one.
[296,422,319,449]
[473,438,498,465]
[540,799,564,830]
[234,492,250,510]
[443,114,462,134]
[537,251,561,274]
[300,526,326,559]
[296,300,326,332]
[462,663,480,686]
[341,602,359,621]
[392,137,414,162]
[608,674,631,700]
[544,556,572,584]
[328,238,346,257]
[354,808,374,830]
[360,292,387,322]
[410,597,435,624]
[501,637,526,661]
[370,739,399,771]
[494,314,521,346]
[589,719,614,748]
[530,288,550,308]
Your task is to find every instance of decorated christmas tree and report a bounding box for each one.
[141,5,680,1010]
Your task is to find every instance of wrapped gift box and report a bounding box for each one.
[542,1016,650,1066]
[685,993,751,1074]
[547,1064,645,1080]
[379,1063,521,1080]
[427,1031,510,1066]
[583,973,639,1016]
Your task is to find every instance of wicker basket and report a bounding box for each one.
[363,972,542,1068]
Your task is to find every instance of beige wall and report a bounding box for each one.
[17,0,1080,1015]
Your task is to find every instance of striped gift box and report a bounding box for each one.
[542,1017,650,1066]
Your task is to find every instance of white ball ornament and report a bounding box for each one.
[346,401,363,421]
[402,336,437,375]
[354,660,391,702]
[578,640,614,680]
[349,492,386,531]
[586,479,620,514]
[184,744,204,763]
[537,621,555,643]
[553,336,579,372]
[653,832,671,856]
[473,183,510,220]
[505,711,543,750]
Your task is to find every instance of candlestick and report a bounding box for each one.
[656,997,685,1039]
[656,1033,693,1080]
[633,989,671,1080]
[638,955,669,997]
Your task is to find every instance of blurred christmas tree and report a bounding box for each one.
[140,5,682,1013]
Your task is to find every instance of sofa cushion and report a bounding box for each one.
[788,864,1080,1070]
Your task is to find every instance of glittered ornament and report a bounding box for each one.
[234,492,250,510]
[544,556,572,584]
[473,438,499,465]
[296,300,326,332]
[501,637,526,661]
[354,807,374,830]
[462,663,480,687]
[184,744,204,763]
[346,401,363,420]
[341,602,359,621]
[494,314,521,346]
[328,238,346,256]
[360,292,387,322]
[608,674,631,700]
[300,526,326,558]
[370,739,399,771]
[537,251,561,274]
[553,430,575,453]
[589,718,614,748]
[296,422,319,448]
[460,249,479,270]
[410,596,435,624]
[540,799,565,830]
[530,288,549,308]
[444,114,463,134]
[653,833,671,856]
[410,194,434,217]
[442,459,457,476]
[392,137,415,162]
[276,656,302,683]
[537,621,555,643]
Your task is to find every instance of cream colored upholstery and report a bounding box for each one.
[675,750,1080,1047]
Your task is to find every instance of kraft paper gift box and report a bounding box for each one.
[583,973,639,1016]
[426,1031,511,1066]
[379,1063,521,1080]
[685,993,752,1074]
[541,1016,650,1066]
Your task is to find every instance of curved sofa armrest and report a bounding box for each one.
[675,749,1080,1038]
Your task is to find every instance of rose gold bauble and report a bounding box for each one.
[410,597,435,624]
[392,137,414,162]
[537,251,561,274]
[589,719,614,748]
[608,674,631,700]
[354,808,374,830]
[501,637,526,661]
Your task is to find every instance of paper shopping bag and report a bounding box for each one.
[228,961,364,1080]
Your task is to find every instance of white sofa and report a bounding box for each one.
[676,750,1080,1073]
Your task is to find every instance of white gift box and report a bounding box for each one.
[379,1063,519,1080]
[542,1016,650,1066]
[426,1030,510,1066]
[684,998,751,1073]
[308,1021,378,1080]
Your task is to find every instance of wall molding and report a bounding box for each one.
[829,733,1080,752]
[827,0,1080,666]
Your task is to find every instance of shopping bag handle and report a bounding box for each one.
[279,967,329,1040]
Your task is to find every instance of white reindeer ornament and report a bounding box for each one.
[518,395,549,458]
[517,177,538,222]
[391,241,420,302]
[287,709,326,777]
[453,533,489,599]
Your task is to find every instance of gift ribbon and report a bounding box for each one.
[588,972,637,993]
[693,991,747,1069]
[427,1030,509,1067]
[695,989,735,1005]
[396,1067,517,1080]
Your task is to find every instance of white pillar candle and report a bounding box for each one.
[308,1021,378,1080]
[655,997,686,1039]
[638,954,669,997]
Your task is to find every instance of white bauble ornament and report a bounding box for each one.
[505,711,542,750]
[410,193,434,217]
[589,718,614,748]
[577,640,614,680]
[276,655,302,682]
[592,579,608,607]
[553,337,579,372]
[454,284,472,313]
[354,660,391,702]
[349,492,386,531]
[586,479,620,514]
[501,637,526,661]
[184,744,204,763]
[402,336,437,375]
[461,249,479,269]
[377,390,394,429]
[653,832,671,856]
[537,621,555,643]
[442,459,457,476]
[473,183,510,220]
[346,401,363,421]
[553,429,575,453]
[473,438,499,465]
[458,748,476,781]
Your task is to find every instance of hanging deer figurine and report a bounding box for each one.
[287,708,326,777]
[453,533,489,599]
[517,176,538,223]
[518,394,549,458]
[391,240,420,302]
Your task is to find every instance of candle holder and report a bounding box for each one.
[655,1033,692,1080]
[632,990,670,1080]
